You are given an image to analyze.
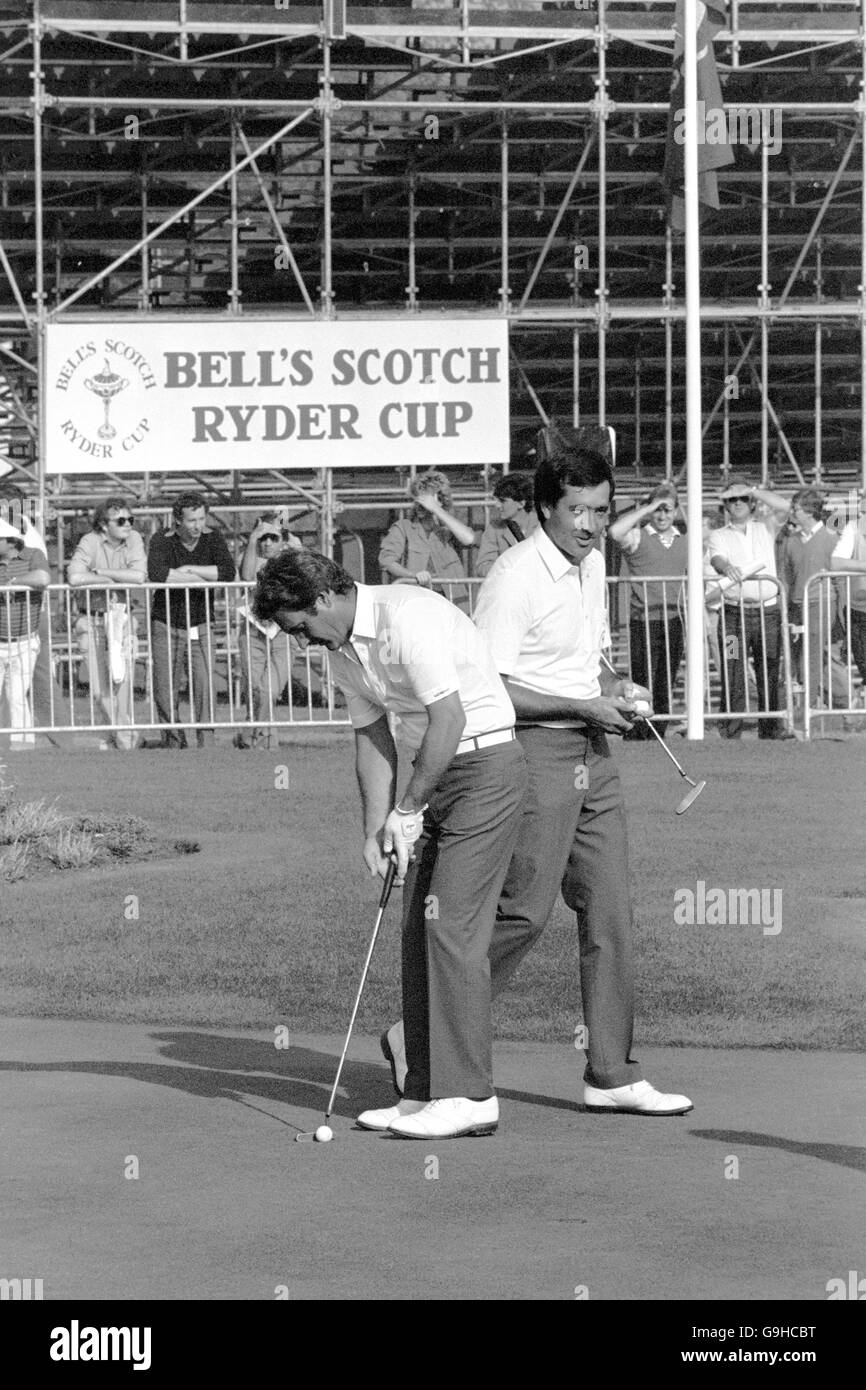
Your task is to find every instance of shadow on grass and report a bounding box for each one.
[0,1028,585,1129]
[691,1128,866,1174]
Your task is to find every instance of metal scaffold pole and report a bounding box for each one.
[33,0,46,526]
[760,136,770,486]
[596,4,608,431]
[861,0,866,489]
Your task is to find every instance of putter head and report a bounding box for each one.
[676,780,706,815]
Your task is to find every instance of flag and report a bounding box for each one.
[663,0,735,231]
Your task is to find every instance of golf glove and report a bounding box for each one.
[383,804,426,877]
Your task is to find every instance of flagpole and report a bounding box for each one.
[684,0,705,739]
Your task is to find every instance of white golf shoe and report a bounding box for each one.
[583,1079,693,1116]
[389,1096,499,1140]
[356,1098,426,1132]
[380,1021,407,1096]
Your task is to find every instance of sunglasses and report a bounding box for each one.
[111,517,133,525]
[725,495,751,504]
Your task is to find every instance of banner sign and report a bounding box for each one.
[45,318,509,474]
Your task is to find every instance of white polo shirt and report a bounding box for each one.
[832,520,866,611]
[328,582,515,751]
[705,518,779,605]
[473,526,609,723]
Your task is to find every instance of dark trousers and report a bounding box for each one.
[849,610,866,685]
[790,600,849,708]
[402,740,527,1102]
[627,613,684,738]
[488,726,641,1091]
[718,605,783,738]
[150,620,215,747]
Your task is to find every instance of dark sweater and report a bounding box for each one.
[782,525,838,607]
[623,529,688,618]
[147,529,236,629]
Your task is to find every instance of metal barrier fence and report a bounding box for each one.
[0,581,351,746]
[801,570,866,740]
[432,573,796,733]
[4,570,861,743]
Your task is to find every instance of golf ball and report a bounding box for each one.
[633,700,652,714]
[314,1125,333,1143]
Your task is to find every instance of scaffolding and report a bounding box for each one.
[1,0,866,543]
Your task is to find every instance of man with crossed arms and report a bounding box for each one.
[254,548,527,1140]
[383,444,692,1116]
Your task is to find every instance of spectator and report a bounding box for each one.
[701,507,725,683]
[234,520,301,749]
[146,493,236,749]
[378,470,474,611]
[783,488,849,711]
[475,471,538,577]
[706,476,793,739]
[0,518,49,749]
[67,498,147,750]
[608,483,687,739]
[831,489,866,691]
[19,514,76,750]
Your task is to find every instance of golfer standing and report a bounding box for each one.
[472,443,692,1116]
[253,549,527,1139]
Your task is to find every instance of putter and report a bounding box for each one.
[295,856,398,1143]
[599,653,707,815]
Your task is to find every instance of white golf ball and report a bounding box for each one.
[314,1125,333,1143]
[633,700,652,714]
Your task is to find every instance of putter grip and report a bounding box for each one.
[378,856,398,909]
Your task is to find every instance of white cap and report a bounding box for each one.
[0,517,25,541]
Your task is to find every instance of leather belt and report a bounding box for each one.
[456,727,516,755]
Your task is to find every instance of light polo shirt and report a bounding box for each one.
[705,518,779,606]
[67,529,147,614]
[473,526,608,725]
[832,520,866,612]
[328,582,515,752]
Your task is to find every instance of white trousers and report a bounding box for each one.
[0,633,40,746]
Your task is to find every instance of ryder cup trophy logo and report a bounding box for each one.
[53,334,156,466]
[84,358,129,440]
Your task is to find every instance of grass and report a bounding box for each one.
[0,733,862,1049]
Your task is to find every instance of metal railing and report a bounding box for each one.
[801,570,866,739]
[4,570,862,742]
[432,573,796,733]
[0,581,351,745]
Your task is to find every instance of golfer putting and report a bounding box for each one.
[253,550,527,1140]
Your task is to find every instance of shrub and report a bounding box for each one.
[74,813,154,842]
[45,828,98,870]
[0,799,67,844]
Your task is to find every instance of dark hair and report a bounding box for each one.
[494,471,534,510]
[92,496,133,532]
[791,488,825,521]
[253,548,354,621]
[534,449,616,524]
[172,491,208,524]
